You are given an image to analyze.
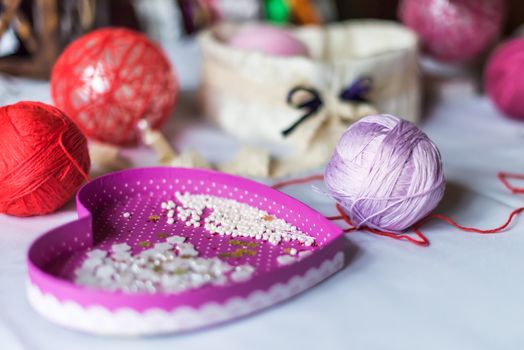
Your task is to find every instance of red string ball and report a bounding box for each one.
[485,37,524,121]
[51,27,178,145]
[0,101,90,217]
[399,0,505,63]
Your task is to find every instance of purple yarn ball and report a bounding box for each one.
[325,114,445,232]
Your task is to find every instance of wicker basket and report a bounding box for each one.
[199,20,420,177]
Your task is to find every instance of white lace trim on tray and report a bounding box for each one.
[27,251,344,336]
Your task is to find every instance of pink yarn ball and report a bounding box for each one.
[399,0,505,63]
[485,38,524,121]
[229,24,308,57]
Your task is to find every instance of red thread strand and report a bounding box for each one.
[335,204,430,246]
[411,172,524,236]
[271,174,324,190]
[413,208,524,235]
[272,171,524,247]
[58,130,90,182]
[498,172,524,194]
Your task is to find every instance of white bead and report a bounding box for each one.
[231,265,254,282]
[166,235,186,244]
[87,249,107,258]
[112,243,131,252]
[83,257,103,269]
[113,251,132,262]
[154,242,172,251]
[298,250,312,258]
[277,255,295,266]
[96,264,116,279]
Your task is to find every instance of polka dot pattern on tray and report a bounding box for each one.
[43,170,337,294]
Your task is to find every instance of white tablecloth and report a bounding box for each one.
[1,40,523,350]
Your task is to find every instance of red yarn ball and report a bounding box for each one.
[0,102,90,217]
[485,38,524,121]
[399,0,505,63]
[51,27,178,145]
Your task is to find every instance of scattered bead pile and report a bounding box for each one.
[75,236,255,294]
[160,192,315,246]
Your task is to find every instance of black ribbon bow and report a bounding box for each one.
[282,76,373,137]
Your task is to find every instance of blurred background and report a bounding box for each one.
[1,0,522,78]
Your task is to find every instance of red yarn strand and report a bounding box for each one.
[335,204,430,247]
[272,171,524,247]
[413,208,524,235]
[497,172,524,194]
[411,172,524,236]
[271,174,324,190]
[58,130,90,182]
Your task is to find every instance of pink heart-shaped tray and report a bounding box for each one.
[26,167,345,335]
